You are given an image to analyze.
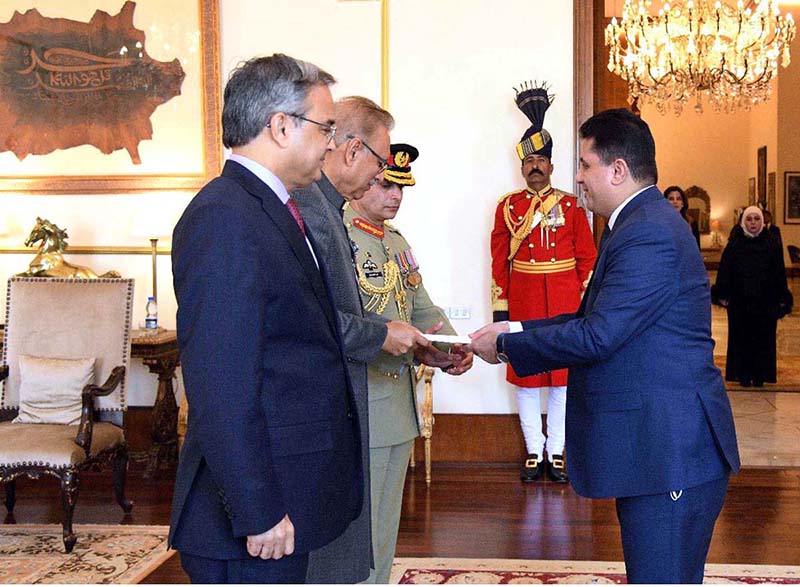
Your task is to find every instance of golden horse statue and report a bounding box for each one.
[19,218,120,278]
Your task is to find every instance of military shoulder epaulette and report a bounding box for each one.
[497,189,525,204]
[352,217,385,239]
[384,221,401,235]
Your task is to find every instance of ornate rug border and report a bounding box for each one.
[390,557,800,583]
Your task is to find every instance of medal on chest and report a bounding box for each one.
[395,247,422,289]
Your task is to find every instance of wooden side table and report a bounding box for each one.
[131,330,180,479]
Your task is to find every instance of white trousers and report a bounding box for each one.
[516,385,567,460]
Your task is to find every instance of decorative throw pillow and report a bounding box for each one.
[13,355,95,426]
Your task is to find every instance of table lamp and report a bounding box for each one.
[710,219,722,249]
[131,209,175,304]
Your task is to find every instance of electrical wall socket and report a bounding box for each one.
[446,305,471,320]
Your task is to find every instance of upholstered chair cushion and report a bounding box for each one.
[13,356,95,426]
[0,422,124,467]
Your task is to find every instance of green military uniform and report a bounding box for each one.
[344,150,457,581]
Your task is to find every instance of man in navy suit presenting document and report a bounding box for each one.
[170,54,362,583]
[470,109,739,584]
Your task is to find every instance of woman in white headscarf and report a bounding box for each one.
[712,206,792,386]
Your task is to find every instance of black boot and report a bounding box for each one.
[547,454,569,484]
[521,453,544,482]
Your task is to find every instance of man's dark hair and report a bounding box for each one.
[579,108,658,185]
[222,53,336,149]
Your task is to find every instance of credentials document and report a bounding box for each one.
[424,334,471,344]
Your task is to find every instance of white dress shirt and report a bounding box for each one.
[228,154,319,267]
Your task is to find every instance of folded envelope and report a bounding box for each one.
[424,334,471,344]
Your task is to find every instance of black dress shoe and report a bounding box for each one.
[547,455,569,484]
[521,453,544,482]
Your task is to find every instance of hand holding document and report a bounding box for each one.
[415,323,474,375]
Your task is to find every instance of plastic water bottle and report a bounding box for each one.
[145,296,158,330]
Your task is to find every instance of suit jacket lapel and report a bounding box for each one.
[222,161,339,334]
[578,187,663,316]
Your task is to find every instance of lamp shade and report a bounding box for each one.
[710,219,722,232]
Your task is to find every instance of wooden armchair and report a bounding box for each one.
[0,277,135,552]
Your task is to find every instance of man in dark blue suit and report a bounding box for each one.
[471,108,740,584]
[169,54,363,583]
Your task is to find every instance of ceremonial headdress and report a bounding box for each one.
[384,143,419,186]
[514,81,554,160]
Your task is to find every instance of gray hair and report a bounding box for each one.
[333,96,394,146]
[222,53,336,148]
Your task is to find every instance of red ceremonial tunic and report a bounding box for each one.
[491,186,597,387]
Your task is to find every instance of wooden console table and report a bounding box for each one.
[130,329,180,479]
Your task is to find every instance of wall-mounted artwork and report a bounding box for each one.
[748,177,756,206]
[686,185,711,234]
[757,146,767,207]
[785,172,800,225]
[0,0,221,193]
[767,172,776,216]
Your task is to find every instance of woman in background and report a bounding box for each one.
[664,185,701,248]
[712,206,792,387]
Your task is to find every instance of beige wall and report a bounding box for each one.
[0,0,574,411]
[641,105,751,248]
[778,6,800,250]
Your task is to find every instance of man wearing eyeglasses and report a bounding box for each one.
[294,96,448,583]
[170,54,363,583]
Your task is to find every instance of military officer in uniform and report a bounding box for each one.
[346,143,473,583]
[491,83,597,484]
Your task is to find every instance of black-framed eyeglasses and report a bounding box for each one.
[347,133,388,173]
[289,113,337,143]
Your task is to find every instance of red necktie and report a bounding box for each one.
[285,198,306,236]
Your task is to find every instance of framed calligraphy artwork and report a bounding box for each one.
[0,0,221,193]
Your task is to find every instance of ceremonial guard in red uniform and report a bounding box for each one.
[491,83,597,483]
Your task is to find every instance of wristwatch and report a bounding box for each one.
[496,333,510,363]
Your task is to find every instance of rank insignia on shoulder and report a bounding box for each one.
[353,217,385,239]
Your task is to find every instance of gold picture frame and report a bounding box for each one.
[0,0,221,194]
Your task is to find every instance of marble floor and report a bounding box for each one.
[710,274,800,467]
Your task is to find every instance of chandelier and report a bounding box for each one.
[605,0,796,114]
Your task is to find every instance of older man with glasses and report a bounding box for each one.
[293,96,445,584]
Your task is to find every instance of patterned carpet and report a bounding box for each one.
[0,524,173,584]
[391,558,800,584]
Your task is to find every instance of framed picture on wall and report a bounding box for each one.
[757,146,767,207]
[767,172,776,215]
[785,172,800,225]
[748,177,756,206]
[0,0,221,193]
